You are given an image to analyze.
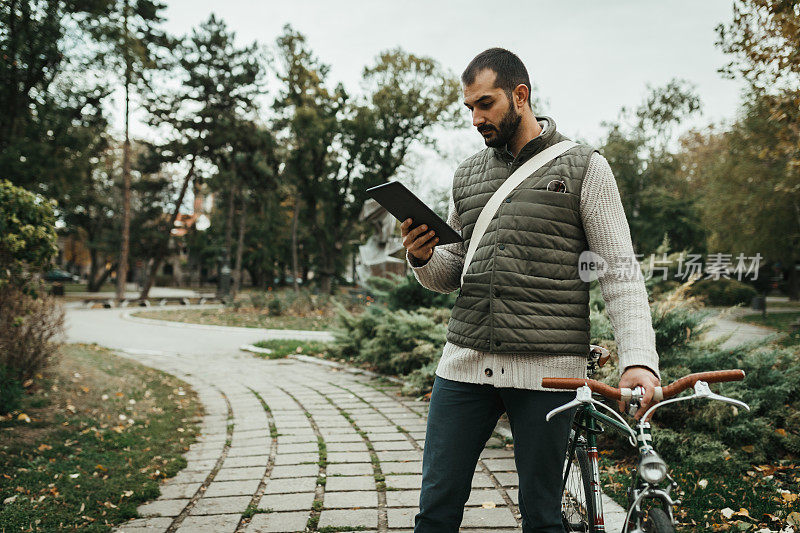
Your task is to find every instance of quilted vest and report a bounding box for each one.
[447,116,598,357]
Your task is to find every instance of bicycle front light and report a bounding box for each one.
[639,450,667,484]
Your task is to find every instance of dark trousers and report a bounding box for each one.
[414,376,574,533]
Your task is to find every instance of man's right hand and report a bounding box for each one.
[401,218,439,262]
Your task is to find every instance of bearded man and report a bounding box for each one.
[399,47,661,532]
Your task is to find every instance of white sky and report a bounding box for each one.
[124,0,748,205]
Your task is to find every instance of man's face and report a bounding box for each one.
[463,68,522,149]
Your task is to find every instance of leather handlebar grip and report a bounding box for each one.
[541,378,622,401]
[660,370,746,399]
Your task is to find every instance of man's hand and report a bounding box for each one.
[401,218,439,261]
[619,366,660,420]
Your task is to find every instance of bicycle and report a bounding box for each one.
[542,345,750,533]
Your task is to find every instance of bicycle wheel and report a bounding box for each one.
[643,507,675,533]
[562,443,596,532]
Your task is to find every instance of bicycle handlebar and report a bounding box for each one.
[660,370,745,398]
[541,369,745,402]
[542,378,624,400]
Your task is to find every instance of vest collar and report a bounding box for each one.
[493,115,558,169]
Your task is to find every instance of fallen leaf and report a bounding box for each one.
[3,495,17,505]
[776,428,787,437]
[698,479,709,489]
[22,379,33,388]
[69,473,80,479]
[721,508,735,519]
[481,501,496,509]
[17,413,30,423]
[787,512,800,526]
[781,491,798,502]
[37,444,52,452]
[741,445,755,453]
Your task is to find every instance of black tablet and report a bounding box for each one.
[366,181,463,245]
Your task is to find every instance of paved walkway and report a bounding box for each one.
[703,305,800,349]
[65,309,523,532]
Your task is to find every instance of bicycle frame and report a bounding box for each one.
[567,400,635,533]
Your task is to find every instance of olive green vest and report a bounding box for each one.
[447,116,598,357]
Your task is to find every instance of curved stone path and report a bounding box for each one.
[65,309,523,532]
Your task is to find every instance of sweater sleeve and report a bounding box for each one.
[405,193,466,294]
[581,152,661,379]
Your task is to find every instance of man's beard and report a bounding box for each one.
[479,102,522,148]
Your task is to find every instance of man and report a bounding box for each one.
[400,48,661,532]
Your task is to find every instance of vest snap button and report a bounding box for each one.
[495,340,502,347]
[505,197,511,203]
[498,244,505,250]
[484,368,493,377]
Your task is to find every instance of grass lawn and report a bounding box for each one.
[0,344,202,531]
[765,301,800,309]
[738,311,800,347]
[251,339,331,359]
[60,283,116,293]
[133,308,337,331]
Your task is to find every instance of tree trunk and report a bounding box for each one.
[314,236,334,295]
[788,257,799,301]
[88,249,104,292]
[233,193,247,294]
[116,0,132,303]
[217,181,236,300]
[139,157,196,299]
[291,196,301,294]
[89,261,116,292]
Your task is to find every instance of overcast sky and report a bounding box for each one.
[144,0,747,202]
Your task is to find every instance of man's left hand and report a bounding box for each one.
[618,366,660,420]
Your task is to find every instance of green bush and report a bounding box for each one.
[0,183,61,410]
[0,180,58,286]
[364,273,456,311]
[329,302,447,376]
[685,277,757,306]
[267,297,283,316]
[249,292,268,309]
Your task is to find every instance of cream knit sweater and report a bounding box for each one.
[406,124,660,391]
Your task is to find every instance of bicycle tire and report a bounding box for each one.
[562,444,597,532]
[643,507,675,533]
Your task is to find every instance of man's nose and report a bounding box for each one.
[472,111,485,128]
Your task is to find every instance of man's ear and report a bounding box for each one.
[513,83,530,110]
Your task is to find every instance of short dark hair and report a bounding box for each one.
[461,48,532,108]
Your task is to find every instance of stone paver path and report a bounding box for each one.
[113,351,519,533]
[65,309,523,532]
